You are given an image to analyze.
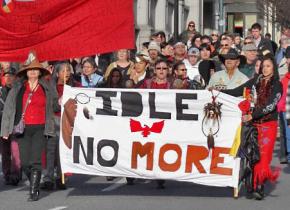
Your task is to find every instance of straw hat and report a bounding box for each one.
[17,51,50,77]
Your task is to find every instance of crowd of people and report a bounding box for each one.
[1,21,290,201]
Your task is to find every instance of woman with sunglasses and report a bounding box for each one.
[179,21,199,44]
[139,60,171,90]
[139,60,171,189]
[211,31,220,56]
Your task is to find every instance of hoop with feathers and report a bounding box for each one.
[202,90,222,150]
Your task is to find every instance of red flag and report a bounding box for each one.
[0,0,134,61]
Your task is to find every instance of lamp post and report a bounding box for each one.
[218,0,224,34]
[174,0,179,41]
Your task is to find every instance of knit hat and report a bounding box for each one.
[242,44,257,51]
[148,41,161,52]
[188,47,200,56]
[174,41,186,48]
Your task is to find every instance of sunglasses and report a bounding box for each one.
[156,67,168,70]
[211,34,218,37]
[189,24,195,27]
[244,42,253,44]
[221,44,229,47]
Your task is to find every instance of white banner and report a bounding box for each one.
[60,85,242,188]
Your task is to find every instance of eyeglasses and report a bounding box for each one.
[188,24,195,27]
[221,44,229,47]
[156,67,168,70]
[83,65,93,69]
[178,68,187,71]
[211,34,218,37]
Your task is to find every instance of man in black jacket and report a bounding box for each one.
[251,23,274,55]
[0,67,20,185]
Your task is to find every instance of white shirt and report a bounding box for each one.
[184,59,200,80]
[207,68,249,90]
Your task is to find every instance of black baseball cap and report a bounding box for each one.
[3,67,17,76]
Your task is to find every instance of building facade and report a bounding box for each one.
[203,0,280,41]
[134,0,280,49]
[134,0,203,50]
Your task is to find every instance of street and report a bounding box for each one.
[0,143,289,210]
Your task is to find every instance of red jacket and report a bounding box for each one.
[277,72,290,112]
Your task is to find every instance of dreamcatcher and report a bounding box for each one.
[201,90,222,150]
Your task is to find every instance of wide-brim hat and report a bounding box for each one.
[17,51,50,77]
[135,50,150,63]
[221,48,241,60]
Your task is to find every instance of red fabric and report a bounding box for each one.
[23,83,46,125]
[150,81,170,89]
[0,0,134,61]
[140,79,171,89]
[253,121,280,189]
[238,100,251,115]
[0,71,4,86]
[277,72,290,112]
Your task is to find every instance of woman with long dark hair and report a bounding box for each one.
[41,62,80,191]
[104,68,123,88]
[222,56,282,200]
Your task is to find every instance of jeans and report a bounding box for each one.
[279,112,290,161]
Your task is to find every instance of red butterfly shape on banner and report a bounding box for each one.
[130,119,165,137]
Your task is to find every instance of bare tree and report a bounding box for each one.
[257,0,290,28]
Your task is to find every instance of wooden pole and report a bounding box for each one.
[234,186,239,199]
[62,173,65,184]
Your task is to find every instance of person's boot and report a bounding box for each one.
[245,175,253,199]
[28,170,41,201]
[126,177,135,185]
[55,178,67,190]
[24,169,31,184]
[106,176,116,181]
[40,181,54,190]
[156,180,165,189]
[8,174,20,186]
[253,184,264,200]
[246,188,253,199]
